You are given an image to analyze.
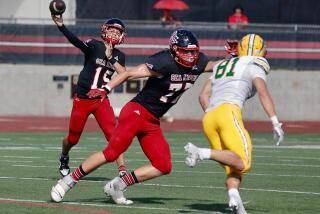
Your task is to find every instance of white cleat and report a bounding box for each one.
[229,196,247,214]
[50,174,76,202]
[184,142,201,167]
[104,177,133,205]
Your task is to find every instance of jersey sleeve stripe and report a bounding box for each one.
[254,58,270,74]
[252,62,269,74]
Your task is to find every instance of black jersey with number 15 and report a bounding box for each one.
[132,50,209,118]
[58,25,125,98]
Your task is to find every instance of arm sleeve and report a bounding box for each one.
[58,25,90,53]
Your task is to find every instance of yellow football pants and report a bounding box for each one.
[202,104,252,176]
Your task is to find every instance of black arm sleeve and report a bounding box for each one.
[58,25,89,53]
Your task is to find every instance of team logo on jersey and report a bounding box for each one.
[183,74,198,81]
[170,74,198,82]
[171,74,182,81]
[191,65,198,70]
[96,58,106,66]
[114,56,119,61]
[133,110,140,115]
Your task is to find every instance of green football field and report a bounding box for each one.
[0,132,319,214]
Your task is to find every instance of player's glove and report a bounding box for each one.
[224,40,239,57]
[270,116,284,146]
[86,88,108,100]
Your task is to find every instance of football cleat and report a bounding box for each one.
[51,174,77,202]
[229,196,247,214]
[104,177,133,205]
[59,155,70,177]
[184,142,202,167]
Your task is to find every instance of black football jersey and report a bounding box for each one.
[58,25,125,98]
[132,50,209,118]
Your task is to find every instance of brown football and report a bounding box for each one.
[49,0,66,15]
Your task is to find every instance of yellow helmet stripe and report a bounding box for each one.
[248,34,256,56]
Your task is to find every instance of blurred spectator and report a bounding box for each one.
[160,9,182,27]
[228,5,249,30]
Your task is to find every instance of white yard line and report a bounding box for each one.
[7,157,320,168]
[2,153,320,161]
[254,155,320,160]
[5,164,320,178]
[1,144,320,151]
[0,176,319,196]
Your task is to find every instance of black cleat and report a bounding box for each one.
[59,155,70,177]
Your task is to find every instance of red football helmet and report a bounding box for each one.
[225,40,239,57]
[169,29,200,68]
[101,18,126,45]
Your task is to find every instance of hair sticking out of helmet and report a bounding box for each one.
[101,18,126,45]
[169,29,200,68]
[237,34,267,57]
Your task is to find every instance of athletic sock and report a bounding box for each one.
[118,164,127,173]
[60,153,69,158]
[120,171,138,187]
[71,165,87,182]
[228,188,240,198]
[199,148,211,160]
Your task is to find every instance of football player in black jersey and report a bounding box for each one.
[51,15,127,177]
[51,29,220,205]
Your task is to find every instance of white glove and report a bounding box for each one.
[270,116,284,146]
[273,122,284,146]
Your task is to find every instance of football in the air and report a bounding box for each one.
[49,0,66,15]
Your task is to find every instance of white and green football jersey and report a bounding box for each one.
[206,56,270,112]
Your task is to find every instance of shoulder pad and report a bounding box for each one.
[252,57,270,74]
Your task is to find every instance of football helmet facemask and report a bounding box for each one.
[101,18,126,45]
[238,34,267,57]
[169,29,200,68]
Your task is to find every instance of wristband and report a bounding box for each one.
[103,85,112,93]
[108,56,117,65]
[270,115,279,125]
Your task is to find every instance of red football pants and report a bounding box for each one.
[103,102,172,174]
[67,96,116,144]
